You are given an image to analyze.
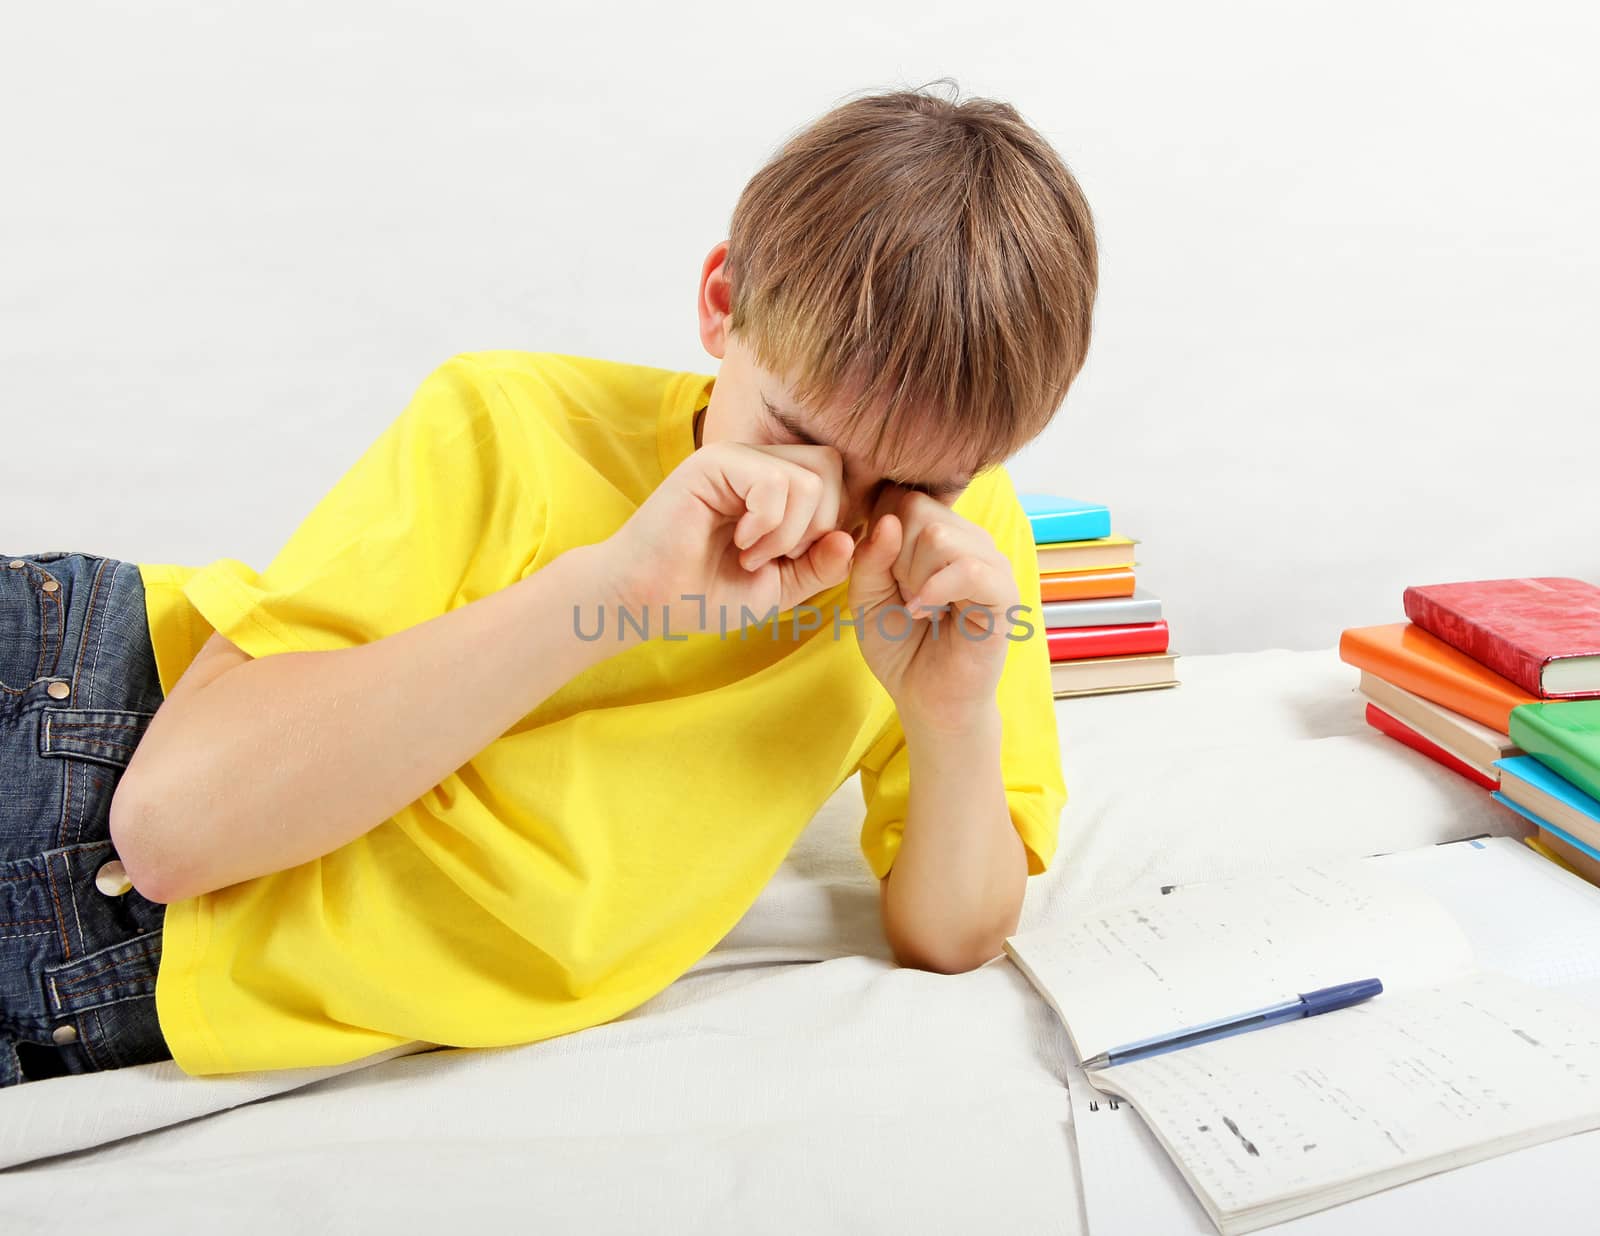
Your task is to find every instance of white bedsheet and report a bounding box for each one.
[0,648,1529,1232]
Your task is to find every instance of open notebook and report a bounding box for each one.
[1004,837,1600,1235]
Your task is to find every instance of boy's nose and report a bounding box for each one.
[840,475,885,543]
[840,492,876,543]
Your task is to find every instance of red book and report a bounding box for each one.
[1046,620,1169,662]
[1364,702,1499,790]
[1402,577,1600,700]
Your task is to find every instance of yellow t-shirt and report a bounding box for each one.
[136,350,1066,1077]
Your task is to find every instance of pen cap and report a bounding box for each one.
[1299,978,1384,1015]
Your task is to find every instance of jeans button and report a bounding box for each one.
[41,579,60,593]
[96,860,134,897]
[47,681,71,699]
[7,559,23,569]
[52,1024,78,1046]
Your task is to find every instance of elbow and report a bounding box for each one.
[885,919,1006,975]
[880,872,1014,974]
[891,944,998,976]
[107,780,181,905]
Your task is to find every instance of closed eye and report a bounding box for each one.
[764,400,819,446]
[763,399,968,499]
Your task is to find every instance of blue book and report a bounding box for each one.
[1491,791,1600,865]
[1017,493,1111,544]
[1493,754,1600,858]
[1496,755,1600,823]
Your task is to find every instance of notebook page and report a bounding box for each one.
[1066,1050,1600,1236]
[1091,971,1600,1233]
[1064,1055,1216,1236]
[1369,836,1600,989]
[1004,860,1475,1060]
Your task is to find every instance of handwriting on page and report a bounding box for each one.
[1099,971,1600,1219]
[1033,861,1477,1058]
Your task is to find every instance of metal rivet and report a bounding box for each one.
[51,1024,78,1046]
[7,559,24,569]
[96,859,134,897]
[41,579,60,593]
[47,681,71,699]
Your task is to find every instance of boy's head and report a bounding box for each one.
[695,81,1098,540]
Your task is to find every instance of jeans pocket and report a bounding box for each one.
[0,557,66,692]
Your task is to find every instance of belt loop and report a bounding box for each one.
[37,707,156,770]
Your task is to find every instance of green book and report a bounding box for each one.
[1509,700,1600,803]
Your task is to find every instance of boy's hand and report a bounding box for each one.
[847,488,1020,734]
[603,441,857,634]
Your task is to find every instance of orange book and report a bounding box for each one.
[1039,567,1136,602]
[1338,622,1538,733]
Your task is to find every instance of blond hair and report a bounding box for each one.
[724,79,1099,481]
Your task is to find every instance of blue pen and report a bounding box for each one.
[1080,978,1384,1071]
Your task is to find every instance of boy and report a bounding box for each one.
[28,84,1097,1081]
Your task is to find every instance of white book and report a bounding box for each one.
[1042,588,1164,629]
[1004,838,1600,1235]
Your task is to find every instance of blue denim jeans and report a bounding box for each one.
[1,551,172,1086]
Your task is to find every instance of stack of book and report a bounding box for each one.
[1496,703,1600,885]
[1019,493,1179,699]
[1339,576,1600,882]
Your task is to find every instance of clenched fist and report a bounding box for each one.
[601,440,859,635]
[846,486,1022,732]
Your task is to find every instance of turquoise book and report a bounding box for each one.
[1494,753,1600,860]
[1508,700,1600,804]
[1492,792,1600,866]
[1017,494,1111,544]
[1496,755,1600,823]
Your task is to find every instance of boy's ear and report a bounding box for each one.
[696,239,736,358]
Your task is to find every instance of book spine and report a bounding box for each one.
[1047,622,1170,662]
[1402,587,1548,698]
[1043,596,1163,628]
[1027,511,1111,543]
[1507,706,1600,803]
[1365,703,1499,789]
[1039,572,1136,603]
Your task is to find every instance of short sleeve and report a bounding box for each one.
[181,355,545,660]
[854,466,1068,880]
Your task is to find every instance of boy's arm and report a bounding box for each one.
[112,542,641,904]
[854,468,1066,972]
[877,705,1030,973]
